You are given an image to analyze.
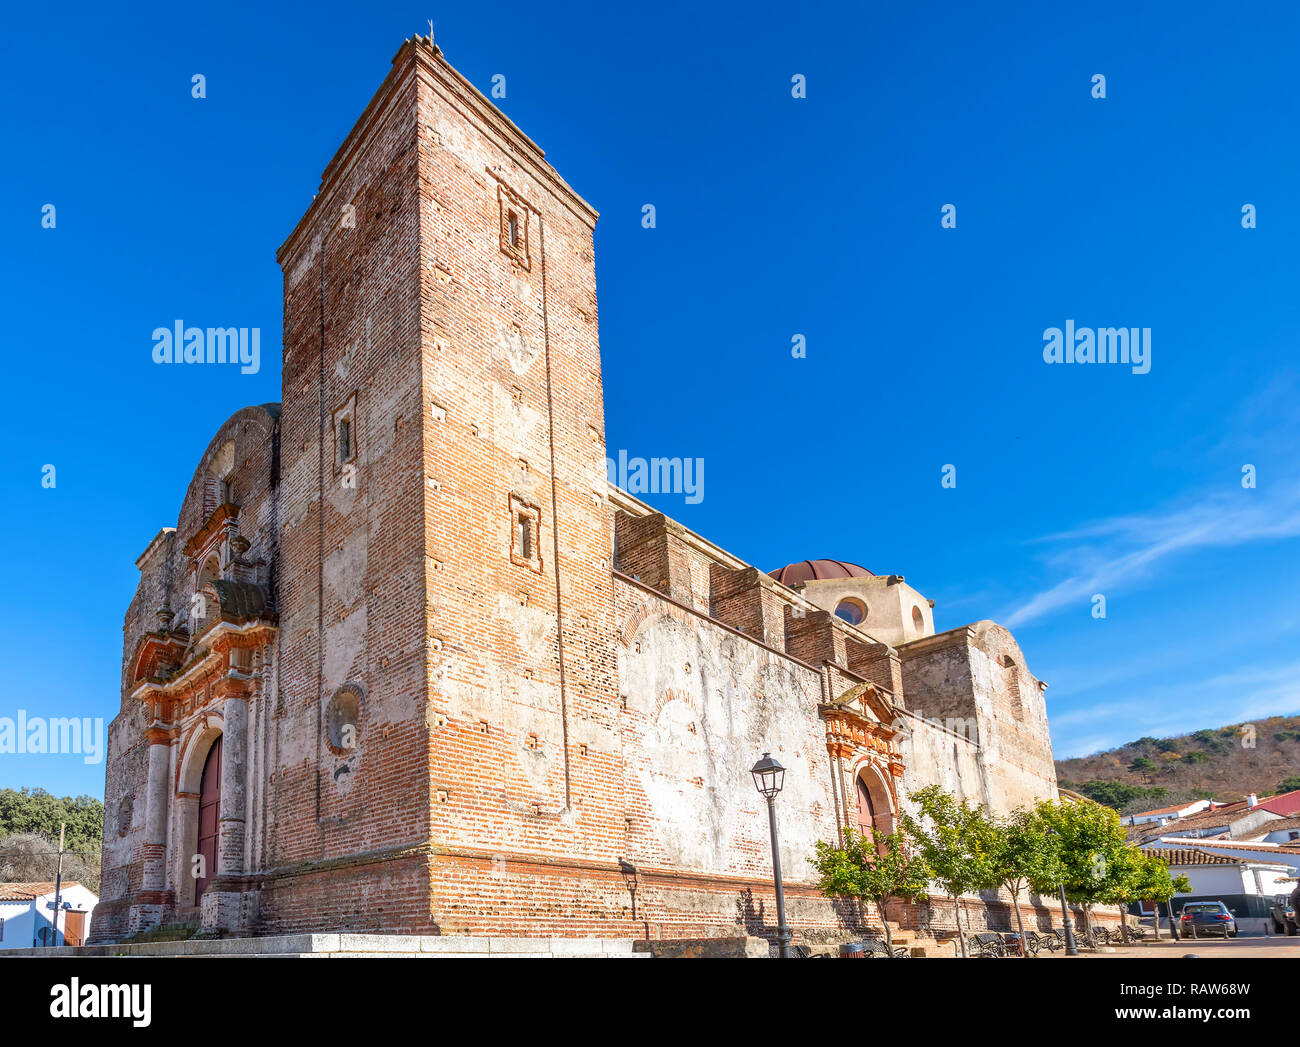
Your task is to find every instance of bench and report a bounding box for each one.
[968,932,1008,958]
[1026,930,1062,954]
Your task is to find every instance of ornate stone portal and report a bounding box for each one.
[821,682,905,842]
[125,511,276,936]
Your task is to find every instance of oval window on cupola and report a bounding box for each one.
[834,598,867,626]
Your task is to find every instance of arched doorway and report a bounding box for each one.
[855,775,877,838]
[853,765,895,853]
[195,735,222,903]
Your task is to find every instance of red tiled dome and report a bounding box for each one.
[767,560,873,585]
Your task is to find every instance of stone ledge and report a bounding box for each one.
[5,934,647,959]
[633,936,770,958]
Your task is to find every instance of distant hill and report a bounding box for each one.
[1055,714,1300,815]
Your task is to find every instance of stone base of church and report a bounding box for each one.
[200,880,261,935]
[125,900,173,939]
[8,933,652,958]
[90,835,1122,945]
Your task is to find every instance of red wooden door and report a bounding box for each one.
[195,736,222,903]
[856,776,876,836]
[62,910,86,947]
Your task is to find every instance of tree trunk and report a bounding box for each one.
[877,898,894,954]
[1010,883,1029,958]
[953,894,968,958]
[1081,905,1094,945]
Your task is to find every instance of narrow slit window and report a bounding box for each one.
[332,393,358,473]
[519,512,533,561]
[509,495,542,572]
[498,184,531,270]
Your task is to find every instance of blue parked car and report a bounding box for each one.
[1179,901,1238,939]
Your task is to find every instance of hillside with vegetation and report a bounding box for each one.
[1055,714,1300,815]
[0,787,103,893]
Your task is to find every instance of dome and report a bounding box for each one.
[767,560,874,585]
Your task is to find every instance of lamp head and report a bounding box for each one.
[751,752,786,800]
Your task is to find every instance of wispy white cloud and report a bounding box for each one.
[1045,614,1300,704]
[1052,659,1300,758]
[1004,481,1300,628]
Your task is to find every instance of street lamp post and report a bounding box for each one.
[1045,827,1079,956]
[751,752,791,958]
[1057,883,1079,956]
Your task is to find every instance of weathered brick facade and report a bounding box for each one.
[91,37,1078,946]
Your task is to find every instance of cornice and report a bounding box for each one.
[183,503,238,557]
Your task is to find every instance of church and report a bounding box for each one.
[90,36,1060,945]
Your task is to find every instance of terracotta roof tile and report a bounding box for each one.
[1145,848,1239,867]
[0,881,80,900]
[1154,838,1300,856]
[1134,802,1259,841]
[1133,801,1207,817]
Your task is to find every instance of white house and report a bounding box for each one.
[1238,815,1300,845]
[1131,798,1283,844]
[0,882,97,950]
[1140,843,1299,934]
[1127,799,1215,826]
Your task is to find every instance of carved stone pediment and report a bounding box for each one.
[825,681,896,724]
[820,682,902,768]
[130,632,190,685]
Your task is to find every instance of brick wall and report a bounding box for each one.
[94,36,1065,945]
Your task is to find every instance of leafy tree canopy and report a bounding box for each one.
[1034,798,1130,906]
[0,788,104,852]
[900,785,999,898]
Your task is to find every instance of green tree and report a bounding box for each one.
[901,786,999,958]
[988,807,1061,957]
[1073,779,1168,812]
[1075,779,1142,808]
[1278,775,1300,794]
[1036,798,1131,942]
[1128,851,1191,941]
[1128,757,1157,784]
[0,788,104,851]
[1095,844,1148,943]
[807,828,930,954]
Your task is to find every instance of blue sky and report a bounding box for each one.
[4,1,1299,798]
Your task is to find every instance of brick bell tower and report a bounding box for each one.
[272,37,624,934]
